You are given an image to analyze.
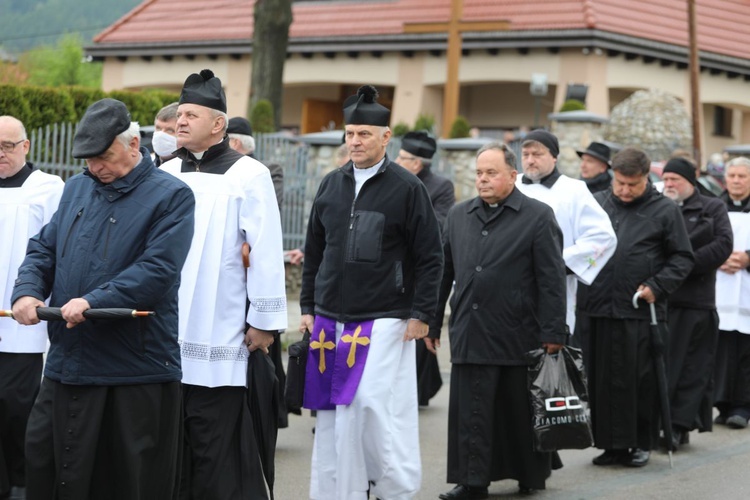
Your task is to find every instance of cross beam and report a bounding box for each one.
[404,0,510,137]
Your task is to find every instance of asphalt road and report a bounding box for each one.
[276,302,750,499]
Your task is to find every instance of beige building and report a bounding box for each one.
[88,0,750,162]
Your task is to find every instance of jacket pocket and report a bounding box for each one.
[346,210,385,263]
[62,207,84,258]
[394,261,404,294]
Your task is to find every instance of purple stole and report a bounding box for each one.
[304,315,374,410]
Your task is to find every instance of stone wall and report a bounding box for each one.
[549,111,609,177]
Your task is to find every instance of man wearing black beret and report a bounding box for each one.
[161,70,287,498]
[300,85,443,499]
[661,157,733,448]
[12,98,196,498]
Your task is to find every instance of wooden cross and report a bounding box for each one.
[404,0,510,137]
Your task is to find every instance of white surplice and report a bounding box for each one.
[162,156,287,387]
[0,169,64,353]
[517,175,617,331]
[716,212,750,334]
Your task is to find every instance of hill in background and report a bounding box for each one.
[0,0,142,54]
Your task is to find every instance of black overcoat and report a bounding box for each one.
[431,187,568,364]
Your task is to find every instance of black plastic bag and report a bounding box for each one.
[284,330,310,414]
[527,346,593,452]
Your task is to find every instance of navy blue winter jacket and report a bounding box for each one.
[12,149,195,385]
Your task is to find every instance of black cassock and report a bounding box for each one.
[447,365,561,490]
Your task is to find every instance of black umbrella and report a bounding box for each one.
[1,307,155,321]
[245,349,279,499]
[632,292,673,468]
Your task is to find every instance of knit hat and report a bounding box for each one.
[343,85,391,126]
[523,129,560,158]
[662,157,696,184]
[179,69,227,113]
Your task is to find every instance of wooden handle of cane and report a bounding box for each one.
[242,242,251,269]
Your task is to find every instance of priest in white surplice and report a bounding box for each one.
[0,115,63,500]
[161,70,287,499]
[516,130,616,335]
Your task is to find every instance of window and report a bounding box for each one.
[713,105,733,137]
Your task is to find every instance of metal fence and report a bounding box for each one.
[28,126,466,252]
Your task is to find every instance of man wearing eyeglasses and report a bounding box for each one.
[0,115,64,500]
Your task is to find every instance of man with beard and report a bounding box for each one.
[714,157,750,428]
[661,157,732,449]
[431,142,567,498]
[516,130,616,339]
[577,147,693,467]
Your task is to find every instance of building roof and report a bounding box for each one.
[90,0,750,72]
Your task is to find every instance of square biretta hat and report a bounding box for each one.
[343,85,390,126]
[179,69,227,113]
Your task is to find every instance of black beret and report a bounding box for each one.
[576,141,611,166]
[179,69,227,113]
[227,117,252,136]
[72,98,131,159]
[663,157,696,184]
[523,129,560,158]
[343,85,390,126]
[401,131,437,159]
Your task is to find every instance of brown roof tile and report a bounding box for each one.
[93,0,750,61]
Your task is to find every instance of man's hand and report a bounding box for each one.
[245,326,275,354]
[720,250,750,275]
[11,296,44,325]
[636,284,656,304]
[404,319,429,341]
[60,298,91,329]
[423,337,441,354]
[543,342,563,354]
[286,249,305,266]
[300,314,314,335]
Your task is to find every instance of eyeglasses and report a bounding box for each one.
[0,139,25,154]
[397,154,417,162]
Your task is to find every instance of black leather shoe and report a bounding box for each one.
[518,483,533,495]
[438,484,489,500]
[715,413,727,425]
[592,449,628,466]
[623,448,650,467]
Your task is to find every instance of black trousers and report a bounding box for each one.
[583,317,660,451]
[714,330,750,418]
[416,339,442,406]
[179,385,267,500]
[0,353,42,496]
[667,307,719,431]
[25,378,182,500]
[447,364,558,490]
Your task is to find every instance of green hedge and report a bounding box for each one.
[0,84,180,130]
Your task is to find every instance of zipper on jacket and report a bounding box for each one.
[103,217,116,260]
[62,209,84,258]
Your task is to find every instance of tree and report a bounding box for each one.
[21,34,101,88]
[251,0,293,131]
